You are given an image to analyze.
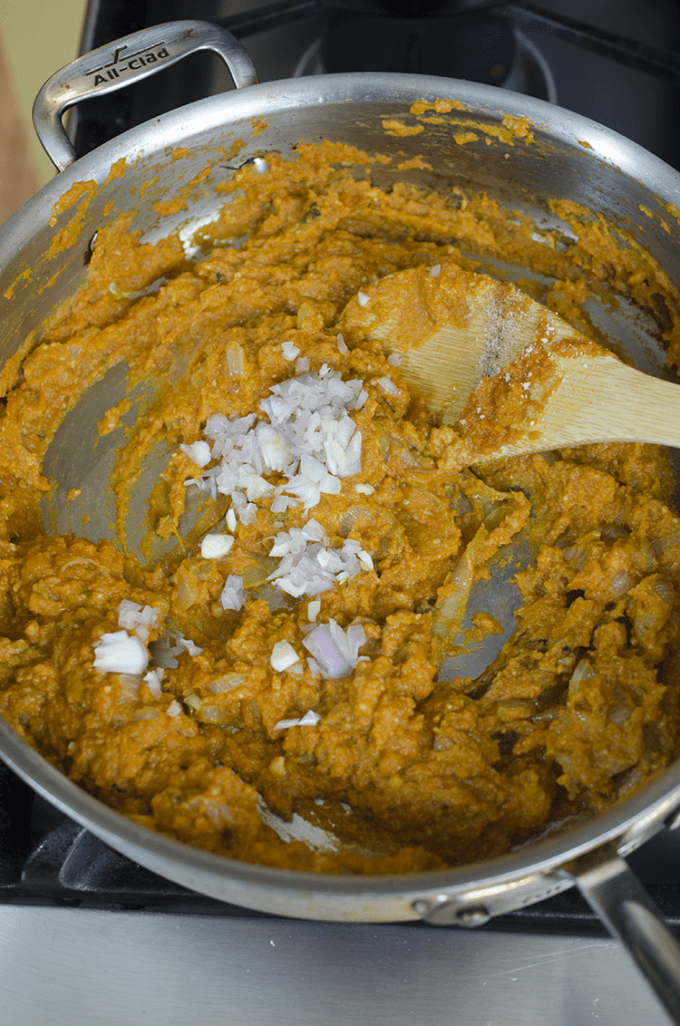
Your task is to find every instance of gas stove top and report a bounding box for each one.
[3,3,680,1024]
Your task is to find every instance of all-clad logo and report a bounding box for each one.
[86,42,170,86]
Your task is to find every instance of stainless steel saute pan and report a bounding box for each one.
[3,19,680,1021]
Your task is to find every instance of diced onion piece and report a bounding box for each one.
[357,291,370,306]
[180,440,212,467]
[226,341,245,377]
[281,340,300,360]
[166,700,182,717]
[655,578,674,603]
[377,375,399,397]
[118,673,142,701]
[570,659,595,690]
[220,575,245,611]
[274,709,321,729]
[200,534,234,559]
[271,640,299,672]
[358,550,374,571]
[609,570,635,598]
[117,600,161,643]
[302,619,366,679]
[266,521,371,598]
[94,630,149,675]
[178,637,203,656]
[143,668,164,697]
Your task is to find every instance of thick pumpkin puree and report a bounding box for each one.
[1,141,680,874]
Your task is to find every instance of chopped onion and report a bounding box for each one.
[143,667,164,697]
[226,341,245,377]
[281,340,300,360]
[174,575,199,612]
[655,578,674,604]
[377,375,399,397]
[207,673,246,694]
[266,522,372,598]
[570,659,594,690]
[358,550,374,571]
[180,440,212,467]
[220,575,245,611]
[302,619,366,679]
[184,370,365,521]
[118,673,142,702]
[270,640,299,672]
[94,630,149,675]
[609,570,635,598]
[274,710,321,729]
[166,700,182,717]
[117,600,161,643]
[132,707,159,721]
[178,637,203,657]
[200,534,234,559]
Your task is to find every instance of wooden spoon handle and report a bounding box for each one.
[498,356,680,459]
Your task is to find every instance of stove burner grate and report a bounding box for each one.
[293,17,556,101]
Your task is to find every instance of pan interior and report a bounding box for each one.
[38,220,680,858]
[2,80,677,876]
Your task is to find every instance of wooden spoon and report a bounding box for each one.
[338,264,680,463]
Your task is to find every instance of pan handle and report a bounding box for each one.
[573,843,680,1024]
[32,20,259,173]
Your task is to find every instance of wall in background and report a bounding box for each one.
[0,1,87,191]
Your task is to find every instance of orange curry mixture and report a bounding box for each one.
[1,141,680,873]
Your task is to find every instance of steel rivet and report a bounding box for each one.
[455,906,491,928]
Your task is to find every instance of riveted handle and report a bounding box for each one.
[32,20,258,172]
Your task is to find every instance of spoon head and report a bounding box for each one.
[339,264,576,425]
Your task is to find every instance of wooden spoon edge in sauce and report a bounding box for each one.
[339,264,680,464]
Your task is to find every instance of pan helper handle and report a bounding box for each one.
[573,843,680,1025]
[32,20,258,172]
